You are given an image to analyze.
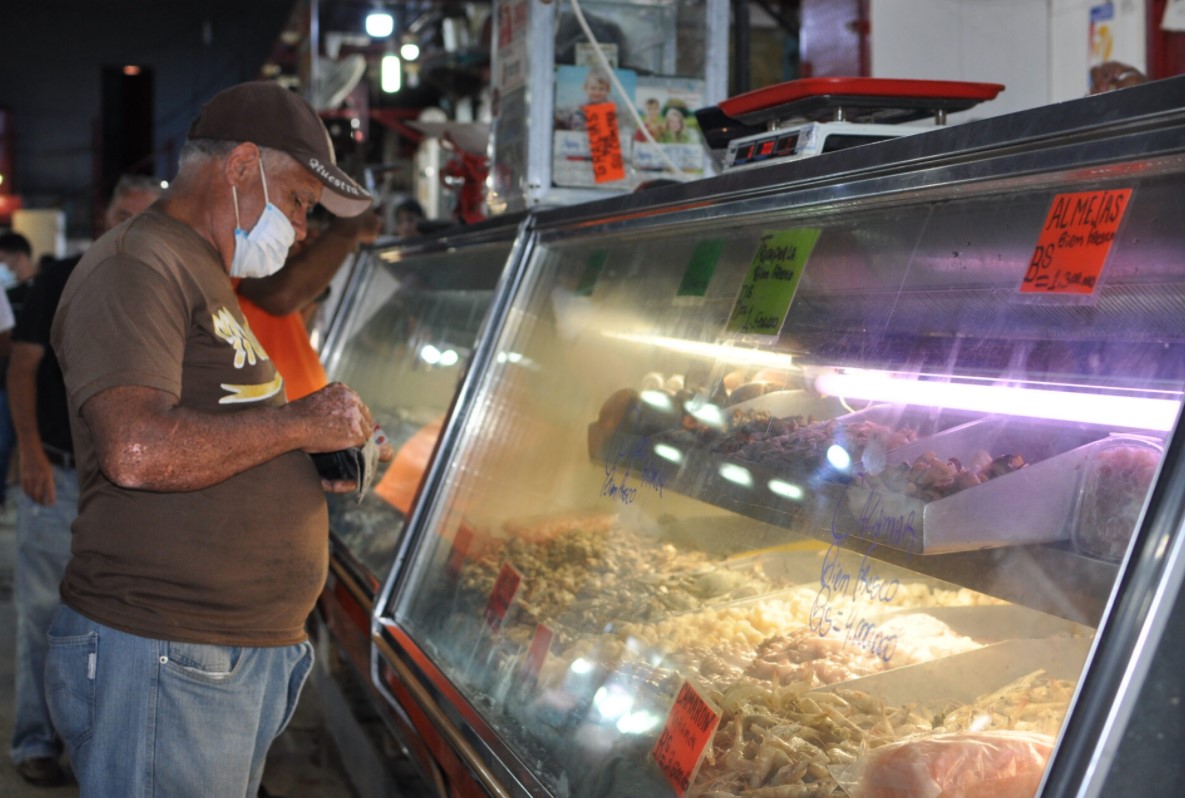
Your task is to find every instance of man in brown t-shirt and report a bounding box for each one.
[48,81,392,797]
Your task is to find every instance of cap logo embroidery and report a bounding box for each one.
[307,158,365,196]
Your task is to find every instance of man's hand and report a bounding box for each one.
[19,446,56,506]
[329,208,382,247]
[286,381,375,454]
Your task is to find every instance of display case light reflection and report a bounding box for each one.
[495,350,537,368]
[815,370,1180,432]
[653,443,683,464]
[419,344,459,366]
[826,444,852,471]
[617,710,663,735]
[601,331,798,370]
[640,389,674,411]
[593,685,634,721]
[569,657,594,675]
[719,462,753,487]
[690,402,726,429]
[768,479,804,501]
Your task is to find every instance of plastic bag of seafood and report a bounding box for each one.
[850,730,1054,798]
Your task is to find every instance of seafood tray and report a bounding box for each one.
[815,635,1091,707]
[841,416,1148,554]
[703,402,983,480]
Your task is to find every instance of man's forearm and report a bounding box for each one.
[82,383,371,492]
[8,344,45,456]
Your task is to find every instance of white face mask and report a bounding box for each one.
[0,263,15,290]
[229,159,295,279]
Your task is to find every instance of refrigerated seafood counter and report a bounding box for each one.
[315,76,1185,798]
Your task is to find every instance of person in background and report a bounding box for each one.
[1090,61,1148,94]
[6,174,162,787]
[236,205,381,401]
[0,232,35,508]
[46,81,392,797]
[0,232,35,313]
[394,196,425,239]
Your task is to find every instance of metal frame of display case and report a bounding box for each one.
[311,213,535,796]
[369,77,1185,798]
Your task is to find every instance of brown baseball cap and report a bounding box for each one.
[188,81,373,217]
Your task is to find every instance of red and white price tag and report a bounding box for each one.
[483,562,523,633]
[651,681,720,796]
[521,623,554,685]
[445,521,476,580]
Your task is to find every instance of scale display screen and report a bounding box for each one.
[729,132,799,167]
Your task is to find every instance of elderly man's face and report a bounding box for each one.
[238,152,323,242]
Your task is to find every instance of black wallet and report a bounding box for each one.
[310,434,380,502]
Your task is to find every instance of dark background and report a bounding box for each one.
[0,0,293,239]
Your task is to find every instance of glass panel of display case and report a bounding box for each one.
[386,157,1185,797]
[322,239,512,579]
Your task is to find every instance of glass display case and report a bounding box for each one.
[314,216,528,684]
[372,77,1185,798]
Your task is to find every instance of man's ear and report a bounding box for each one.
[224,142,261,188]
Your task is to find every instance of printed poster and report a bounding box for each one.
[632,76,707,179]
[553,64,637,188]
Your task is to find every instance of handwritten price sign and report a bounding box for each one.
[584,102,626,183]
[727,228,821,336]
[483,562,523,633]
[651,681,720,795]
[1020,189,1131,295]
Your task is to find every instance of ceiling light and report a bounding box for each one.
[400,41,420,61]
[365,10,394,38]
[381,54,402,93]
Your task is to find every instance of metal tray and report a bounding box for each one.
[842,416,1115,554]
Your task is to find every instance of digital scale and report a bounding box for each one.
[694,77,1005,172]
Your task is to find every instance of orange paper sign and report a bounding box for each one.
[483,562,523,632]
[1020,189,1131,294]
[584,102,626,183]
[373,416,444,514]
[651,681,720,795]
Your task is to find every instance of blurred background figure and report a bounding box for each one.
[0,232,35,510]
[394,197,425,239]
[1089,61,1148,94]
[6,174,161,788]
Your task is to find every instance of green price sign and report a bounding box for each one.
[726,228,821,336]
[677,240,723,297]
[575,250,608,296]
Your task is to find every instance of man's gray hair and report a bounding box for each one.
[179,138,286,170]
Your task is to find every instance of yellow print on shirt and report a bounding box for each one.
[211,306,284,404]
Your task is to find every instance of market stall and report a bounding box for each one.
[361,76,1185,797]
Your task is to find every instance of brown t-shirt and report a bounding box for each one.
[51,208,327,646]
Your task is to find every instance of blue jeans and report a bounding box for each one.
[46,605,313,797]
[0,390,15,504]
[10,464,76,764]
